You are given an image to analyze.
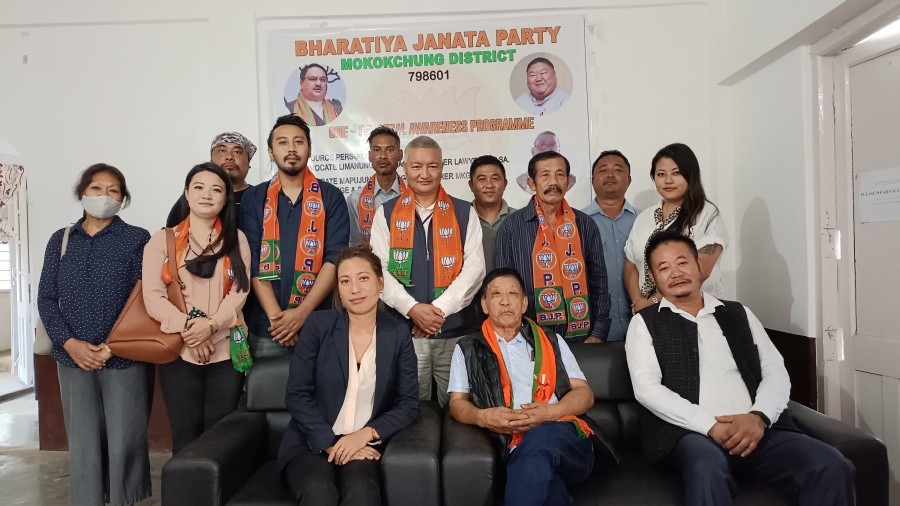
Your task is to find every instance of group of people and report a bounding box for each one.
[38,113,856,506]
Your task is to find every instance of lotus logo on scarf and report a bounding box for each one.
[260,242,270,259]
[438,227,453,240]
[561,258,583,280]
[362,229,371,241]
[306,198,322,216]
[297,273,317,293]
[538,288,561,310]
[440,255,456,268]
[263,205,273,222]
[302,235,319,254]
[395,219,411,233]
[537,249,556,269]
[393,250,409,263]
[557,222,575,239]
[401,195,412,206]
[570,297,589,319]
[362,195,375,210]
[437,200,450,211]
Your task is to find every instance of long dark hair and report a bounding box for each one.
[650,143,718,235]
[172,162,249,292]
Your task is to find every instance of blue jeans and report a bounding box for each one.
[666,430,856,506]
[505,421,595,506]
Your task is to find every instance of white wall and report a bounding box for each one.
[0,292,10,351]
[0,1,715,301]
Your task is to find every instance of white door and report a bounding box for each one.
[9,175,33,386]
[825,35,900,503]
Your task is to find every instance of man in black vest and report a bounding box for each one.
[448,268,617,505]
[626,231,855,506]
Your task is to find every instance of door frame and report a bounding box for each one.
[811,1,900,421]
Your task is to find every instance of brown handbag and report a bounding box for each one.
[107,228,187,364]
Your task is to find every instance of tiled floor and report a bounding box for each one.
[0,395,169,505]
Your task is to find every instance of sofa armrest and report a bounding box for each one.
[162,411,268,506]
[788,400,889,506]
[442,409,501,506]
[382,401,442,506]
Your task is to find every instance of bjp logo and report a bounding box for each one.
[538,288,561,310]
[297,273,317,294]
[536,248,556,269]
[260,242,270,259]
[561,258,583,280]
[440,255,457,269]
[392,250,410,263]
[263,204,273,223]
[438,227,453,241]
[437,200,450,211]
[401,195,412,206]
[557,222,575,240]
[361,229,371,241]
[570,297,589,319]
[302,235,319,254]
[361,195,375,210]
[395,219,411,234]
[306,197,323,216]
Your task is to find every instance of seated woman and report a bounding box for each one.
[277,245,419,505]
[624,142,728,312]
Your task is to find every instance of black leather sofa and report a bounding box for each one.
[161,356,443,506]
[163,343,889,505]
[443,342,890,506]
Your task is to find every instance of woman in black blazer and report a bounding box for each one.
[278,245,419,505]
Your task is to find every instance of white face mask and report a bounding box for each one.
[81,195,123,219]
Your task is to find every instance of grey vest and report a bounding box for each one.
[638,300,797,464]
[381,195,477,338]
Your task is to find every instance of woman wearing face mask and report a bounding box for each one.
[143,162,251,453]
[37,163,152,505]
[624,143,729,313]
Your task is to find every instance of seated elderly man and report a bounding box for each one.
[448,267,616,506]
[626,231,855,506]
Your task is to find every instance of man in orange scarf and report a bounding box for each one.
[346,125,406,245]
[370,135,486,406]
[448,268,615,505]
[496,151,612,343]
[285,63,343,126]
[240,115,349,358]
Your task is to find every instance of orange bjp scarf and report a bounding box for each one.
[162,217,233,297]
[357,174,407,244]
[258,170,325,308]
[294,94,338,125]
[531,197,591,339]
[481,317,592,448]
[387,186,462,299]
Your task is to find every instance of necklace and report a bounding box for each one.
[188,228,214,257]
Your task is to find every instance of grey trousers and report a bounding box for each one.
[58,363,151,506]
[412,336,461,407]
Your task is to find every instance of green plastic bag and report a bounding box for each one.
[230,324,252,374]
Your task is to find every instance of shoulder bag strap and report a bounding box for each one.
[165,227,187,313]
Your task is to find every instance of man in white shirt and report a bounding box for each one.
[514,57,570,116]
[371,135,486,405]
[626,231,855,506]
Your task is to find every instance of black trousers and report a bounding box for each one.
[158,358,243,454]
[283,446,381,506]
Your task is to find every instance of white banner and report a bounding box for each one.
[261,15,590,208]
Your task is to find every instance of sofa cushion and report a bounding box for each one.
[247,357,291,412]
[227,460,293,505]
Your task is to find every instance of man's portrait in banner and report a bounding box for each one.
[509,53,573,116]
[283,63,347,126]
[515,130,577,193]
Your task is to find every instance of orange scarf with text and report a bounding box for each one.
[357,174,407,244]
[387,186,462,298]
[162,217,233,297]
[293,94,338,125]
[258,170,325,308]
[481,317,592,448]
[531,197,591,339]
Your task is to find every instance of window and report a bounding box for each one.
[0,243,10,290]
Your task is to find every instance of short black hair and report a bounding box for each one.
[73,163,132,208]
[267,114,311,149]
[469,155,506,179]
[299,63,327,81]
[480,267,527,299]
[644,230,699,274]
[527,150,570,180]
[592,150,631,174]
[367,125,401,145]
[526,57,554,72]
